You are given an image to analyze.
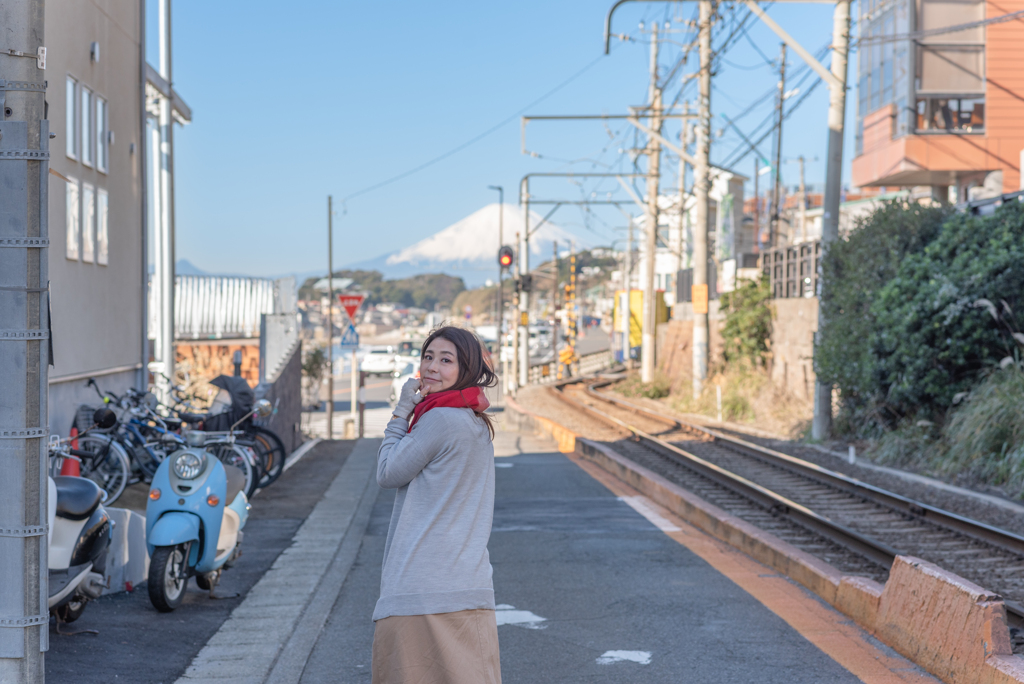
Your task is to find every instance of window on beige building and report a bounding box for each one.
[81,87,93,167]
[82,183,95,263]
[97,189,109,266]
[96,97,108,173]
[66,76,78,160]
[66,179,80,260]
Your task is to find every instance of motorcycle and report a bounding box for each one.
[47,408,118,623]
[145,430,252,612]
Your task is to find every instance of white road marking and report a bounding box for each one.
[495,604,546,629]
[617,496,682,532]
[596,650,652,665]
[495,463,513,468]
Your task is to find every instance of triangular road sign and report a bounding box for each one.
[338,293,366,321]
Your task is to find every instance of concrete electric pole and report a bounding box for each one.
[326,196,334,438]
[488,186,504,330]
[0,0,49,680]
[812,0,852,440]
[771,43,787,248]
[641,22,663,384]
[692,0,713,399]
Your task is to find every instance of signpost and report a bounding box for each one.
[338,293,367,435]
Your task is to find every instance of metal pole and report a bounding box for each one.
[676,101,690,282]
[798,155,807,242]
[0,0,48,677]
[358,371,365,438]
[326,196,333,438]
[771,43,787,248]
[813,0,851,440]
[489,186,503,330]
[350,348,358,429]
[511,230,520,395]
[518,178,530,388]
[753,157,760,250]
[641,22,662,384]
[624,216,634,368]
[570,241,577,376]
[692,0,713,399]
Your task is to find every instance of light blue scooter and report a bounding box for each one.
[145,430,251,612]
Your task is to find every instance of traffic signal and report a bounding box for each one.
[517,274,532,293]
[559,346,577,365]
[498,245,514,270]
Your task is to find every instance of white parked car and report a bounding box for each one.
[389,362,417,406]
[361,346,398,377]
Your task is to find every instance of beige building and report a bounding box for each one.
[46,0,189,433]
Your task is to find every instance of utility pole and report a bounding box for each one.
[551,241,558,318]
[326,196,334,438]
[813,0,852,440]
[641,21,662,384]
[676,102,691,291]
[569,241,577,375]
[518,179,530,388]
[0,0,48,679]
[692,0,713,399]
[753,157,761,250]
[489,186,503,329]
[797,155,806,242]
[771,43,787,248]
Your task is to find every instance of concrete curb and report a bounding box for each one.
[174,438,380,684]
[506,395,1024,684]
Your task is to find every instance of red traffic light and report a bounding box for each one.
[498,245,514,268]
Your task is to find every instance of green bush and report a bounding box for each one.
[942,364,1024,492]
[719,275,772,368]
[816,200,949,433]
[871,201,1024,420]
[616,374,672,399]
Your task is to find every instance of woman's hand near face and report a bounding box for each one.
[393,377,425,420]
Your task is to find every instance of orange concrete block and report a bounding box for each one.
[984,655,1024,684]
[836,575,884,633]
[875,556,1013,683]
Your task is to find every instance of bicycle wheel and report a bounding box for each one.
[211,444,255,498]
[252,427,287,488]
[76,435,131,504]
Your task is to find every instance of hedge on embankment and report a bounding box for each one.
[817,199,1024,487]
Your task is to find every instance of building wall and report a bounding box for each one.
[47,0,144,431]
[769,298,818,400]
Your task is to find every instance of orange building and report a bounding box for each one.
[851,0,1024,199]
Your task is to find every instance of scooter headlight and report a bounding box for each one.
[173,451,204,480]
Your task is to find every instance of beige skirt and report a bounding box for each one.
[371,609,502,684]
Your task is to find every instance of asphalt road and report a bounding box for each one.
[298,432,862,683]
[44,440,354,684]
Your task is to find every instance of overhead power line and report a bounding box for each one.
[341,53,606,206]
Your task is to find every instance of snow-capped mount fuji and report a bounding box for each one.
[346,203,588,287]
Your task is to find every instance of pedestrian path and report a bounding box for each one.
[302,406,392,439]
[292,427,938,683]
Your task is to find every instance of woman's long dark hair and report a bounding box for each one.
[421,325,497,439]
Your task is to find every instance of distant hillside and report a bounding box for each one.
[300,270,465,310]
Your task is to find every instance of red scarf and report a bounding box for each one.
[408,386,490,431]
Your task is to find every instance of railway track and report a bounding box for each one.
[549,376,1024,634]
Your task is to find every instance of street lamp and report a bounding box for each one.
[488,185,504,334]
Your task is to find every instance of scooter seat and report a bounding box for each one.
[53,476,103,520]
[224,464,245,506]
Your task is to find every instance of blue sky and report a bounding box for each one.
[172,0,857,278]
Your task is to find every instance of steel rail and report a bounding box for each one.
[562,376,1024,621]
[549,381,900,568]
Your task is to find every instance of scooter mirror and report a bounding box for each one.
[255,399,273,418]
[93,408,117,429]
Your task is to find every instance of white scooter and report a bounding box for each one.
[47,410,116,623]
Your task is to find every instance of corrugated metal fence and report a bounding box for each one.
[173,275,276,339]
